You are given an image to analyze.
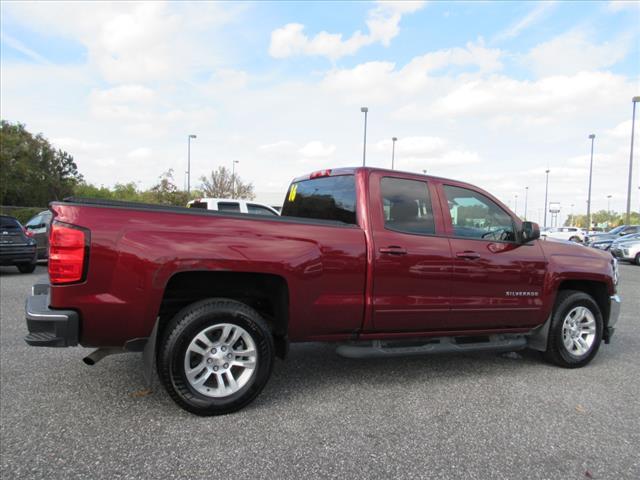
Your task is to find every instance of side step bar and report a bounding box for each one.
[336,335,527,359]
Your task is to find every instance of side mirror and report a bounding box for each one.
[521,221,540,243]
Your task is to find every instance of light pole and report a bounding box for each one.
[544,169,550,228]
[514,194,518,216]
[570,203,575,225]
[626,97,640,224]
[361,107,368,166]
[231,160,239,199]
[187,134,197,195]
[524,186,529,221]
[587,133,596,230]
[422,169,427,175]
[391,137,397,170]
[607,194,612,214]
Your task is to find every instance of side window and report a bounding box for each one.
[380,177,435,235]
[443,185,516,242]
[217,202,241,213]
[26,215,42,227]
[188,201,208,209]
[281,175,357,224]
[247,204,278,216]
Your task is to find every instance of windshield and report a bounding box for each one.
[608,225,625,234]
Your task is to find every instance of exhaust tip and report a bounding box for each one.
[83,356,95,366]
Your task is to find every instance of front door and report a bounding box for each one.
[440,184,547,329]
[370,173,453,331]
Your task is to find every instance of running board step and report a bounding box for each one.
[336,335,527,359]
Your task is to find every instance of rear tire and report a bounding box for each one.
[158,298,275,416]
[544,290,603,368]
[569,236,580,243]
[635,253,640,266]
[17,263,36,273]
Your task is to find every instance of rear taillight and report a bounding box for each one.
[49,222,89,284]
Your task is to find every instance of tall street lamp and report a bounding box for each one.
[626,96,640,224]
[544,169,550,228]
[187,134,197,195]
[231,160,239,199]
[524,186,529,221]
[391,137,397,170]
[361,107,368,166]
[587,134,596,230]
[514,194,518,216]
[607,194,612,214]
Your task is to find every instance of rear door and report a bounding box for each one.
[370,172,453,331]
[440,184,547,329]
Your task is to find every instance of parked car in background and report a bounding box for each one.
[610,234,640,265]
[24,210,52,259]
[187,198,280,216]
[540,226,585,243]
[585,225,640,246]
[0,215,37,273]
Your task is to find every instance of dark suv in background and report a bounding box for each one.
[24,210,52,260]
[0,215,37,273]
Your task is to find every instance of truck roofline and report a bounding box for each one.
[291,166,480,191]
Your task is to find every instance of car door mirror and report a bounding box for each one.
[520,221,540,243]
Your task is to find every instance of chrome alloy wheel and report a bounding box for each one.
[561,306,596,357]
[184,323,258,398]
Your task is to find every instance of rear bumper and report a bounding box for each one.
[0,245,37,265]
[25,283,79,347]
[604,294,621,344]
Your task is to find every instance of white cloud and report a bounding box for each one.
[374,136,480,170]
[0,32,50,64]
[494,1,556,42]
[525,30,633,76]
[51,138,105,152]
[322,40,502,103]
[258,141,297,153]
[127,147,152,159]
[3,2,240,83]
[269,1,426,60]
[298,141,336,158]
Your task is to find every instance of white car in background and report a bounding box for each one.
[540,226,585,243]
[187,198,280,216]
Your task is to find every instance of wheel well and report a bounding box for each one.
[158,271,289,358]
[557,280,610,325]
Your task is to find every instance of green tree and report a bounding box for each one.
[0,120,83,206]
[200,166,255,200]
[147,169,189,205]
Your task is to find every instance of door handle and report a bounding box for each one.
[456,251,481,259]
[379,246,407,255]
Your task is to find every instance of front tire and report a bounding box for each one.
[635,253,640,266]
[158,298,275,416]
[569,236,581,243]
[544,290,603,368]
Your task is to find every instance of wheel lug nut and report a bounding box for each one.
[223,363,229,369]
[211,348,216,354]
[207,358,213,364]
[227,353,232,359]
[213,366,219,371]
[221,346,226,352]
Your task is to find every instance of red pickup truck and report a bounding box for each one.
[25,167,621,415]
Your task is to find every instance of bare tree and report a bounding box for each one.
[199,166,255,200]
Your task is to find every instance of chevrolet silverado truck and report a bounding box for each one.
[25,167,621,415]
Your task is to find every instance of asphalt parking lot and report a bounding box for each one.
[1,264,639,479]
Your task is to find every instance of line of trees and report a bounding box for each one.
[1,120,255,211]
[565,210,640,229]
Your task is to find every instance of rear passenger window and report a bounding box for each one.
[281,175,357,224]
[380,177,435,235]
[217,202,240,212]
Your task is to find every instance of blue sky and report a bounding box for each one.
[1,1,639,222]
